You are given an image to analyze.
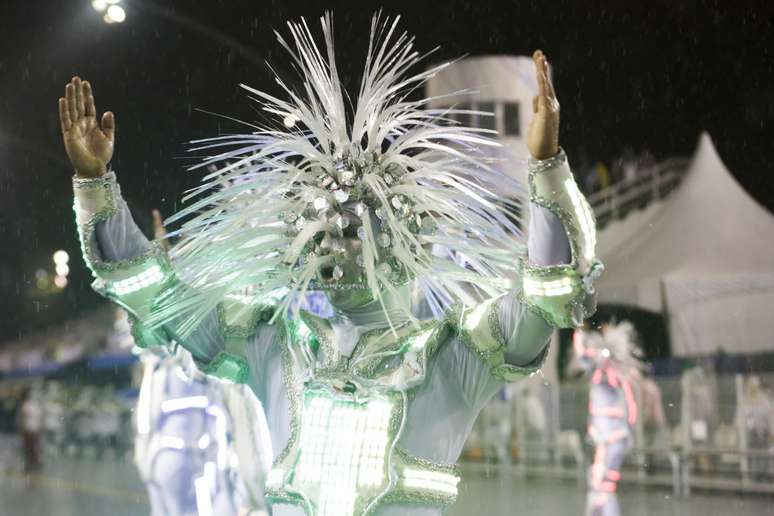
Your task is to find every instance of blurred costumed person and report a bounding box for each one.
[18,383,44,473]
[573,321,641,516]
[71,385,99,458]
[93,385,123,459]
[736,375,772,481]
[134,343,250,516]
[129,211,273,516]
[58,15,601,515]
[41,381,67,458]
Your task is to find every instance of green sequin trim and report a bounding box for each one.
[216,301,274,339]
[527,148,568,175]
[73,175,120,276]
[379,447,459,508]
[128,315,169,349]
[271,320,301,468]
[525,152,600,327]
[298,311,341,371]
[519,255,589,329]
[491,344,550,382]
[200,350,249,384]
[446,300,506,367]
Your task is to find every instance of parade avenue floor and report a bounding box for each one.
[0,455,771,516]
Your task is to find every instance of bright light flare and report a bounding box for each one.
[105,5,126,23]
[53,250,69,265]
[54,275,68,289]
[91,0,108,12]
[55,264,70,277]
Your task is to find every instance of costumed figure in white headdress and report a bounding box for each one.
[129,212,273,516]
[59,14,601,515]
[573,321,641,516]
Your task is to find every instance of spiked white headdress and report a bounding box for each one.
[151,14,525,335]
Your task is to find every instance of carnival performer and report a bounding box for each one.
[573,322,641,516]
[58,14,601,516]
[130,211,273,516]
[134,344,245,516]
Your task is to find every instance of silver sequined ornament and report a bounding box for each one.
[339,170,356,186]
[331,239,345,254]
[378,233,391,247]
[357,226,367,240]
[336,214,350,230]
[333,189,349,203]
[332,265,344,280]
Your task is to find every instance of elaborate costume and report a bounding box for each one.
[71,15,600,516]
[134,347,239,515]
[573,322,641,516]
[134,345,273,515]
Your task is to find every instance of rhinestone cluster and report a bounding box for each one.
[278,149,437,288]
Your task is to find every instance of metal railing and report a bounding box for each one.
[586,157,691,229]
[463,372,774,496]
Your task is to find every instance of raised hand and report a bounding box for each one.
[152,209,172,251]
[526,50,560,160]
[58,77,115,178]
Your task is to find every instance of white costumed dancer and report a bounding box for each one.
[134,344,275,516]
[130,212,273,516]
[59,14,602,515]
[134,346,240,516]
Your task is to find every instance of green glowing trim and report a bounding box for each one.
[524,150,602,328]
[520,262,585,329]
[447,296,547,383]
[200,351,249,384]
[128,315,169,349]
[73,172,176,324]
[265,315,462,514]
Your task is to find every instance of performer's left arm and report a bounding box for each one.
[622,378,638,426]
[452,51,602,383]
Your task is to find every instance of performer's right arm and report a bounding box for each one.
[60,77,247,384]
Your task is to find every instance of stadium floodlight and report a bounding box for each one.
[54,275,68,289]
[105,4,126,23]
[53,250,69,265]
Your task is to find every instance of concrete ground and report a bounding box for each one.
[0,455,772,515]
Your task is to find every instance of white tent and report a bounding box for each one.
[596,133,774,356]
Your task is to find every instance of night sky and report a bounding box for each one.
[0,0,772,344]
